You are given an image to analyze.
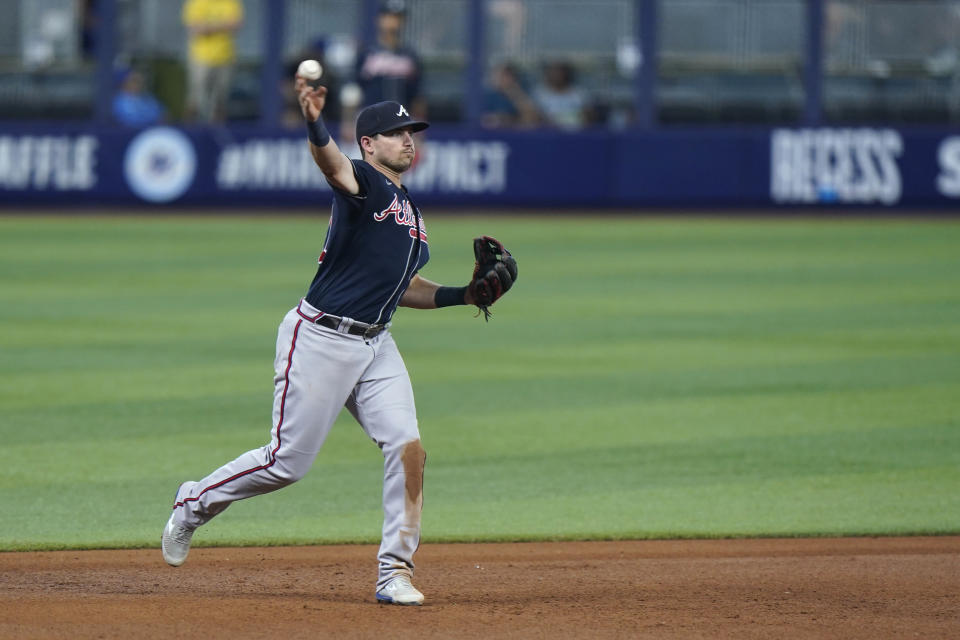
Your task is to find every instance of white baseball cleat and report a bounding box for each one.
[161,514,195,567]
[375,575,424,606]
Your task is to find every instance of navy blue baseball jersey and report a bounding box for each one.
[304,159,429,324]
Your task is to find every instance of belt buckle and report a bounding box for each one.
[362,324,381,340]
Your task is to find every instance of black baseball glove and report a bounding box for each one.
[468,235,518,320]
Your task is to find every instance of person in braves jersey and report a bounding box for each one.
[160,76,490,606]
[355,0,424,117]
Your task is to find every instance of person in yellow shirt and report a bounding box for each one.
[182,0,244,123]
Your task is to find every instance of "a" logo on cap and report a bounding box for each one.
[396,105,410,117]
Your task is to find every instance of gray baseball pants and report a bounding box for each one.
[171,299,425,590]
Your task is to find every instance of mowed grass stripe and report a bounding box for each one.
[0,215,958,550]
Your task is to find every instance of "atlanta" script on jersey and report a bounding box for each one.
[374,193,427,241]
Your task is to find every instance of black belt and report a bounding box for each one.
[309,313,387,339]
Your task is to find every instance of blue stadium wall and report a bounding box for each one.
[1,125,958,209]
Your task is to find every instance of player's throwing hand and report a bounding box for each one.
[295,76,326,122]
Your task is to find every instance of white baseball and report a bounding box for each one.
[297,59,323,81]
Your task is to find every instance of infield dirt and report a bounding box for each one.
[1,537,957,639]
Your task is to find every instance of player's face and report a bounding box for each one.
[369,127,416,174]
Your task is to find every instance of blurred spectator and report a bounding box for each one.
[481,62,540,128]
[112,69,165,128]
[79,0,98,60]
[532,60,589,130]
[181,0,244,124]
[355,0,425,117]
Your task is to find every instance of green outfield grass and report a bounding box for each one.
[0,214,958,551]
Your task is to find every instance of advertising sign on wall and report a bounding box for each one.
[1,125,957,209]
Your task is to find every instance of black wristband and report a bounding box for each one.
[434,286,467,308]
[306,116,331,147]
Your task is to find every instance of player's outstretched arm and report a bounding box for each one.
[399,275,475,310]
[296,76,359,195]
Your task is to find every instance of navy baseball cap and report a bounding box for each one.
[355,101,429,145]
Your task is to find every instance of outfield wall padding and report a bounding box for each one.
[1,125,958,209]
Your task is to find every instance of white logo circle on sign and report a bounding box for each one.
[123,127,197,202]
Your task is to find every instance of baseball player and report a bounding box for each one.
[161,73,517,606]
